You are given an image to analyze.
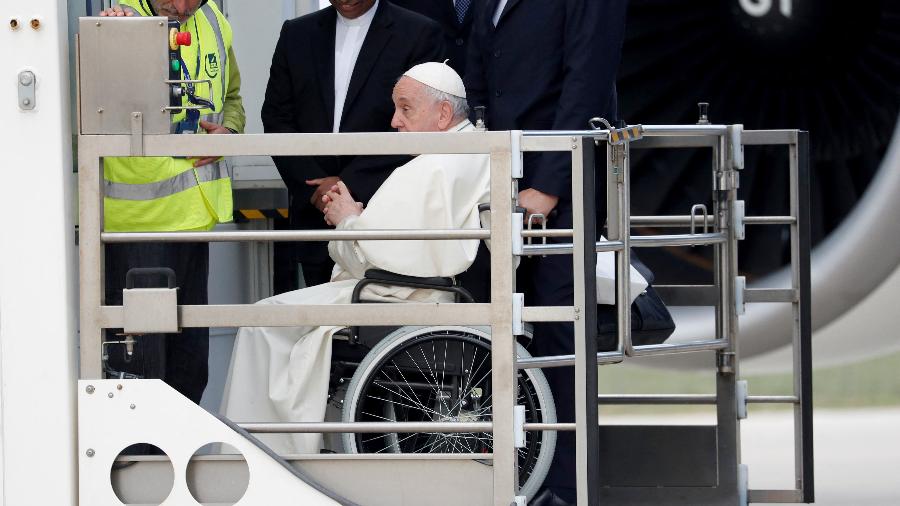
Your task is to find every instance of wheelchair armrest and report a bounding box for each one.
[363,269,454,288]
[347,269,475,346]
[354,269,474,304]
[478,203,527,215]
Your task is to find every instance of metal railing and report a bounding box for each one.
[78,124,812,505]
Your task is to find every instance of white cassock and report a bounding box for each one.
[221,120,489,454]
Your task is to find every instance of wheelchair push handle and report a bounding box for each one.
[125,267,177,290]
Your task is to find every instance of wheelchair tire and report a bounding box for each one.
[340,326,556,500]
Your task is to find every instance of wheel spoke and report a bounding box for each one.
[372,362,441,417]
[414,347,453,414]
[351,331,550,488]
[373,431,423,454]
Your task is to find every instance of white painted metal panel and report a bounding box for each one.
[79,379,340,505]
[0,0,77,504]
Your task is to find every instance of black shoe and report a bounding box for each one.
[529,487,576,506]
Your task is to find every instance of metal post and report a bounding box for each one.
[792,132,815,503]
[489,133,518,505]
[78,138,104,379]
[714,129,741,503]
[613,142,633,356]
[572,137,600,505]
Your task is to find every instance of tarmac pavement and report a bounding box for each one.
[601,407,900,505]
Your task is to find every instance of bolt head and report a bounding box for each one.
[117,384,123,390]
[108,392,114,398]
[21,98,31,107]
[86,449,95,458]
[19,72,33,86]
[86,385,95,394]
[130,404,136,410]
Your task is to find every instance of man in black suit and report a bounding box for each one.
[262,1,445,290]
[389,0,476,75]
[465,1,628,503]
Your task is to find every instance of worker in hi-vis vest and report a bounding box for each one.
[100,0,245,405]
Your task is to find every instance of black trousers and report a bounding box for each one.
[273,212,334,293]
[104,242,210,404]
[520,203,577,498]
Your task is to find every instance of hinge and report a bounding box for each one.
[717,351,736,374]
[733,200,746,240]
[736,380,748,419]
[512,293,525,336]
[728,124,745,171]
[514,405,526,448]
[511,131,524,179]
[735,276,746,316]
[511,214,524,256]
[739,464,749,506]
[716,170,740,192]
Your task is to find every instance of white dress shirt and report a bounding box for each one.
[493,0,509,26]
[333,0,379,132]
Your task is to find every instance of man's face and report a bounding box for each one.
[150,0,203,23]
[390,77,444,133]
[329,0,377,19]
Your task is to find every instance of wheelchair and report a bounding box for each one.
[328,268,558,499]
[324,219,676,498]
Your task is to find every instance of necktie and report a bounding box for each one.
[455,0,472,24]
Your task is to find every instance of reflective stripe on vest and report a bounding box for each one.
[200,3,227,117]
[105,161,229,201]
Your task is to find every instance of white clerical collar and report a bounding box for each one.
[337,0,379,27]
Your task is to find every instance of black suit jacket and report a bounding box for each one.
[262,2,445,262]
[465,0,628,202]
[389,0,475,75]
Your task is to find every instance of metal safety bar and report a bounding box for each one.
[102,229,491,243]
[239,422,493,434]
[596,394,799,405]
[633,215,797,227]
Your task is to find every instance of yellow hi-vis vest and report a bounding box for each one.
[103,0,233,232]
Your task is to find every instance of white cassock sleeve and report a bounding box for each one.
[328,215,370,280]
[328,152,490,279]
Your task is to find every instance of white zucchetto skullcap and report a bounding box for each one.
[402,60,466,99]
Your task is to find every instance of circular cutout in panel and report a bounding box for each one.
[110,443,174,505]
[186,442,250,505]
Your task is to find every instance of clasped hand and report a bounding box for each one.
[321,181,363,227]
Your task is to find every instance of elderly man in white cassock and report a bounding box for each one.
[221,62,489,454]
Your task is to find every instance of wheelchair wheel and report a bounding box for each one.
[340,326,556,499]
